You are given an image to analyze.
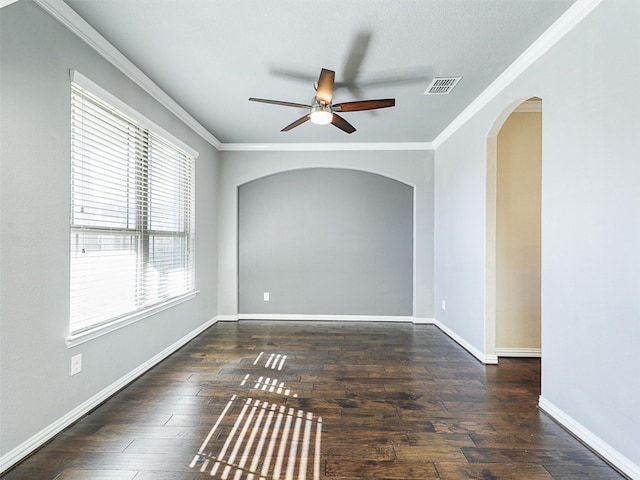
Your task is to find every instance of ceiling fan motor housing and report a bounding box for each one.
[310,103,333,124]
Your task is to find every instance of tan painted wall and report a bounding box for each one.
[496,111,542,352]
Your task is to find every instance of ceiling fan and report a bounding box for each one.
[249,68,395,134]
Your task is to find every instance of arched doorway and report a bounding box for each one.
[486,97,542,361]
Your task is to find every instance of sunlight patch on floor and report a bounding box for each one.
[190,351,321,479]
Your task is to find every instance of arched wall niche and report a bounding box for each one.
[237,167,415,317]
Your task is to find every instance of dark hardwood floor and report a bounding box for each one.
[2,321,626,479]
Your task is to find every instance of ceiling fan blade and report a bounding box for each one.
[281,114,311,131]
[342,32,372,85]
[333,98,395,112]
[331,113,356,134]
[249,97,311,109]
[315,68,335,105]
[269,67,317,84]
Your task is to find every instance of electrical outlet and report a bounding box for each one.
[71,353,82,376]
[263,292,270,301]
[441,299,446,311]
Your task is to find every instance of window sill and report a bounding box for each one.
[66,290,199,348]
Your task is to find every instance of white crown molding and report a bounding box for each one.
[32,0,601,153]
[32,0,222,150]
[432,0,604,148]
[0,0,20,8]
[220,142,434,152]
[30,0,429,154]
[0,315,219,474]
[539,396,640,479]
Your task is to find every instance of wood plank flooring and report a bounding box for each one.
[1,321,627,479]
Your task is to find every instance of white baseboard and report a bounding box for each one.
[231,314,435,325]
[238,313,416,323]
[234,315,498,366]
[484,353,499,364]
[0,316,218,475]
[496,347,542,358]
[0,314,511,474]
[538,396,639,479]
[433,319,498,364]
[413,317,435,325]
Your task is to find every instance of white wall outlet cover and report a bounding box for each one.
[263,292,270,301]
[441,299,446,310]
[71,353,82,376]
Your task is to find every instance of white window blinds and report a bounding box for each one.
[70,81,195,335]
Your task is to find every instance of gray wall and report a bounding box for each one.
[0,0,219,462]
[218,149,435,320]
[434,0,640,472]
[8,0,638,475]
[239,168,413,315]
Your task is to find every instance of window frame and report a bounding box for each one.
[67,71,198,347]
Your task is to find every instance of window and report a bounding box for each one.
[70,74,196,336]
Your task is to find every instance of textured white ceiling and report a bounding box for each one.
[64,0,576,145]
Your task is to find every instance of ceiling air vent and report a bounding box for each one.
[424,77,462,95]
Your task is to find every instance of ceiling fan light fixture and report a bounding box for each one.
[310,104,333,125]
[249,67,394,133]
